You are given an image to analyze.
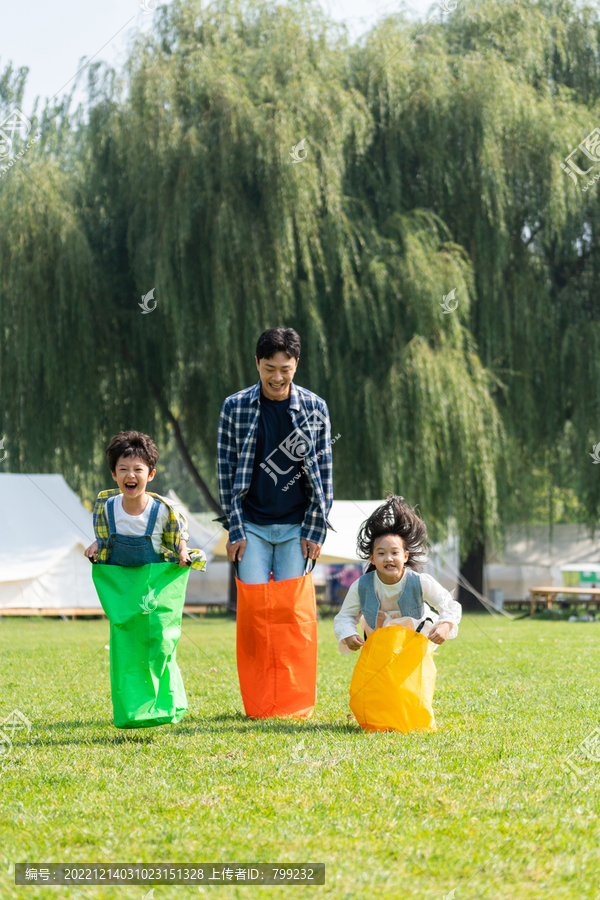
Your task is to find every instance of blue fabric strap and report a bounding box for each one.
[145,498,161,537]
[106,495,117,536]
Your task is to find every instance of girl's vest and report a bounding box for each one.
[357,568,424,631]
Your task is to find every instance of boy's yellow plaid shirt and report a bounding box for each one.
[93,489,207,571]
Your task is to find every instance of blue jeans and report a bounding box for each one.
[238,521,305,584]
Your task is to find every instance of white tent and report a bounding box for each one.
[0,480,233,614]
[165,491,231,605]
[0,474,100,614]
[486,524,600,600]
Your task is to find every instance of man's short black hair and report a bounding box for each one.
[256,327,301,361]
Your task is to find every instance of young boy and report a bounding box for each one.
[84,430,205,570]
[86,431,205,729]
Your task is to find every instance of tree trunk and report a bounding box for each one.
[458,540,485,611]
[120,342,223,515]
[159,400,223,516]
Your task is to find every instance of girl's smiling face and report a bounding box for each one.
[370,534,409,584]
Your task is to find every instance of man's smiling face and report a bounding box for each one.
[256,351,298,401]
[111,454,155,498]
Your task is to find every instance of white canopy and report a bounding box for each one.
[165,491,231,604]
[210,499,386,563]
[321,500,385,563]
[486,524,600,599]
[0,474,99,611]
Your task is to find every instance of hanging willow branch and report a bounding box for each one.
[2,0,600,543]
[120,342,222,515]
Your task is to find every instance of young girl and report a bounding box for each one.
[334,496,461,652]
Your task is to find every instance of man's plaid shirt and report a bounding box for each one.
[92,489,206,570]
[216,380,333,545]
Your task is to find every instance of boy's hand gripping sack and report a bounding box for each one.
[235,559,317,719]
[349,624,437,733]
[93,562,190,728]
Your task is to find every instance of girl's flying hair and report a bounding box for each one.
[356,495,428,573]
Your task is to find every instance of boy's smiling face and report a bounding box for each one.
[370,534,409,584]
[111,454,155,499]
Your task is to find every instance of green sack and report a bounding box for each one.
[92,563,190,729]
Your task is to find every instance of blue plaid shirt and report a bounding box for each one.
[216,380,333,545]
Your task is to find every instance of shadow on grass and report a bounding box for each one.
[37,720,114,730]
[27,713,358,745]
[29,722,160,745]
[174,712,356,736]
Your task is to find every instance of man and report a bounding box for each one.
[216,327,332,583]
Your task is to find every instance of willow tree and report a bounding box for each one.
[0,74,99,491]
[0,63,182,500]
[77,0,503,561]
[7,0,598,599]
[347,0,600,590]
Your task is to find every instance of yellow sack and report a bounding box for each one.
[349,625,437,733]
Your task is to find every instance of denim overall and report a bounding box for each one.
[357,568,424,631]
[105,496,162,567]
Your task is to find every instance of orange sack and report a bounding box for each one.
[235,567,318,719]
[349,625,437,733]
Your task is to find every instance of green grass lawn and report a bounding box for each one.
[1,611,599,899]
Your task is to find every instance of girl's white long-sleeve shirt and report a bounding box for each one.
[333,568,462,654]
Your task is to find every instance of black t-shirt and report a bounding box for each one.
[243,394,307,526]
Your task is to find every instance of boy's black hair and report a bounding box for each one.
[357,495,428,573]
[105,431,159,473]
[256,327,301,361]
